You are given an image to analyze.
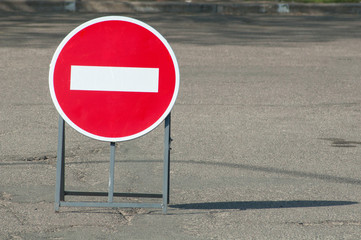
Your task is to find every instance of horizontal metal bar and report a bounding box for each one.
[64,191,162,199]
[60,201,163,209]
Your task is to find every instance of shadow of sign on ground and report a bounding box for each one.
[171,200,359,210]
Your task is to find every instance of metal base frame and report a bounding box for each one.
[55,114,171,214]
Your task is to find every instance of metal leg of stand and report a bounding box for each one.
[55,116,65,212]
[163,114,171,214]
[54,115,171,213]
[108,142,116,203]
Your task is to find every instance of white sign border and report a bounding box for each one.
[49,16,180,142]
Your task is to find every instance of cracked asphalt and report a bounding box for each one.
[0,12,361,239]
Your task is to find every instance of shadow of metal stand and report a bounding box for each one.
[54,114,171,214]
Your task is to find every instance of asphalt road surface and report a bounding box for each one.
[0,12,361,239]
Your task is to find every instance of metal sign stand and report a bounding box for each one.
[55,114,171,214]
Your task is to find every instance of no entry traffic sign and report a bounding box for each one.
[49,16,179,142]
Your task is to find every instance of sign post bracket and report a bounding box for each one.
[54,114,172,214]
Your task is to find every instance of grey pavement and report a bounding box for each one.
[1,11,361,240]
[0,0,361,15]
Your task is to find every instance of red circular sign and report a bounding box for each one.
[49,16,179,142]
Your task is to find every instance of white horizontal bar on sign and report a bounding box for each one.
[70,65,159,92]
